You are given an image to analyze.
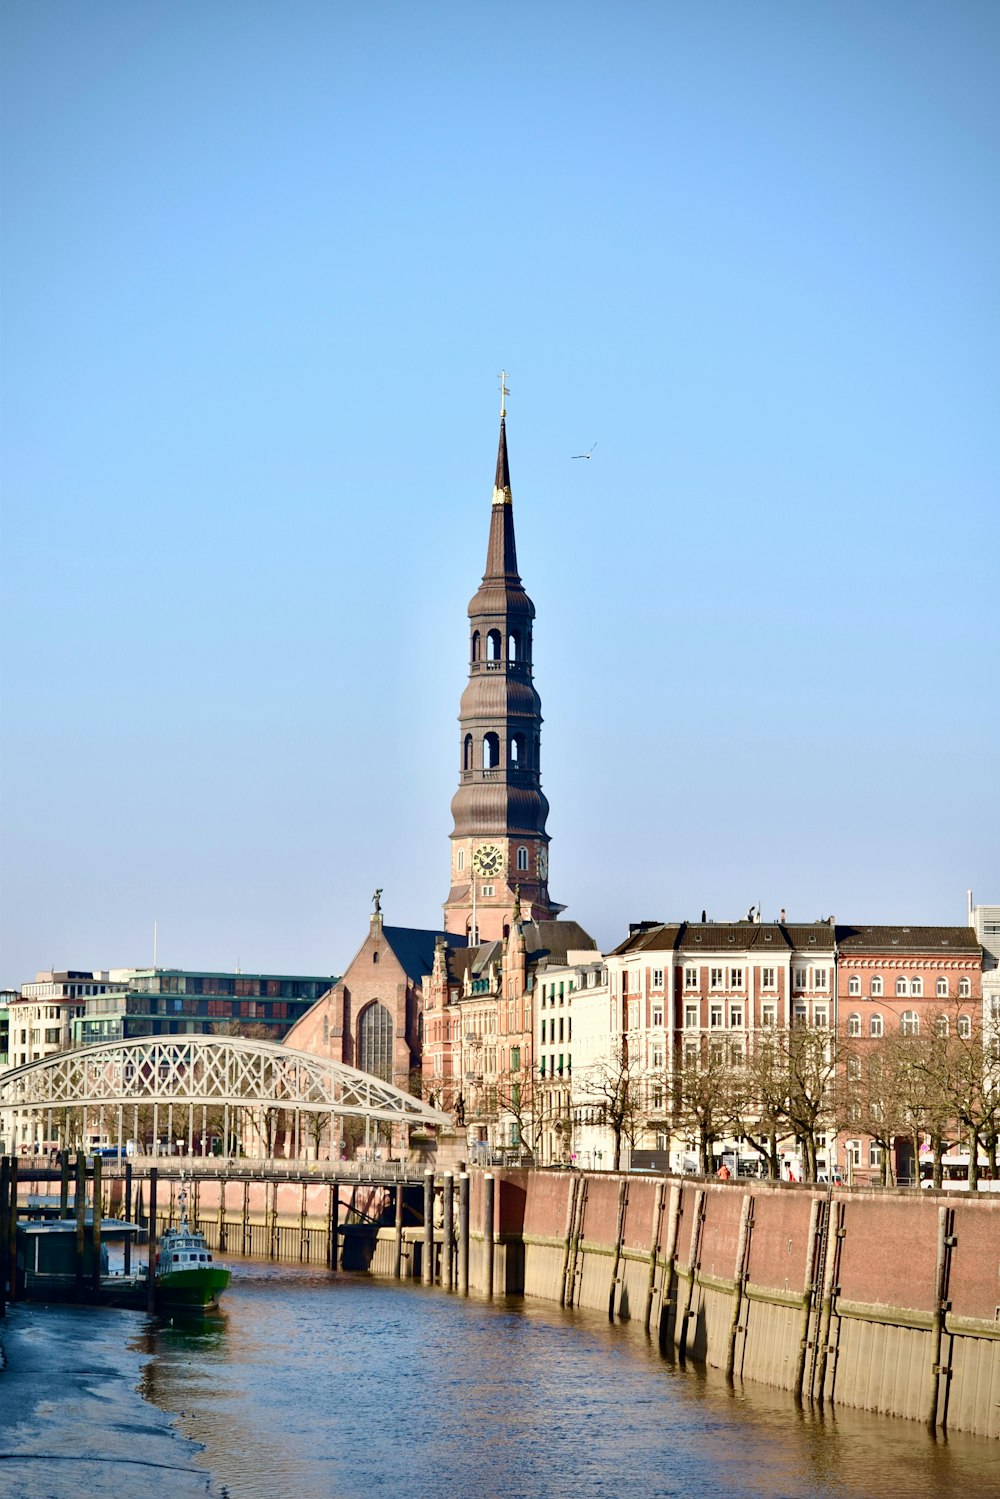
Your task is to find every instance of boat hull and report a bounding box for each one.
[156,1265,231,1309]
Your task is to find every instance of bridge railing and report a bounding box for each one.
[11,1152,423,1183]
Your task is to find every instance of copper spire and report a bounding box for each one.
[485,413,518,578]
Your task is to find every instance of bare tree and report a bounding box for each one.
[577,1043,645,1172]
[668,1036,730,1177]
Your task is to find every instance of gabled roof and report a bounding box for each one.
[381,926,466,981]
[609,924,683,956]
[522,920,598,967]
[445,947,478,987]
[835,925,982,955]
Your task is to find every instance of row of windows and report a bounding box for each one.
[471,628,525,663]
[847,975,972,998]
[846,1011,972,1039]
[462,733,535,771]
[682,966,828,991]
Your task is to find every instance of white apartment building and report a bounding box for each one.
[7,970,130,1069]
[968,892,1000,1046]
[534,952,603,1165]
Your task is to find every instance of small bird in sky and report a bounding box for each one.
[571,443,597,459]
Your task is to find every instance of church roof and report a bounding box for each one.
[381,926,466,981]
[481,415,522,586]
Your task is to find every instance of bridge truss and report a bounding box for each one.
[0,1036,450,1158]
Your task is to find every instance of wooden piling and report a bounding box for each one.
[726,1191,754,1379]
[0,1157,10,1314]
[7,1156,17,1306]
[442,1172,454,1291]
[59,1153,69,1218]
[927,1203,954,1431]
[124,1163,133,1275]
[422,1170,434,1285]
[74,1153,87,1294]
[146,1168,158,1313]
[483,1173,495,1300]
[643,1179,665,1332]
[393,1182,404,1279]
[330,1180,340,1270]
[610,1177,628,1319]
[458,1173,470,1296]
[678,1187,705,1363]
[91,1155,103,1295]
[299,1181,308,1263]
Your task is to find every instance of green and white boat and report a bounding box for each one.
[155,1189,230,1311]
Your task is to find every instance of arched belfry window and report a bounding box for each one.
[517,846,528,871]
[510,731,526,767]
[508,631,520,661]
[358,1001,393,1082]
[483,732,500,769]
[487,629,502,661]
[471,631,481,662]
[463,734,473,770]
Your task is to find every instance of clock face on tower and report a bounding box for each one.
[537,846,548,879]
[473,843,504,878]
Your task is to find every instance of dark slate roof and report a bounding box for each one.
[835,925,982,955]
[446,947,478,986]
[382,927,466,981]
[609,924,683,956]
[522,920,598,967]
[610,920,837,955]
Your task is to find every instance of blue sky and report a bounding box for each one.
[2,2,997,988]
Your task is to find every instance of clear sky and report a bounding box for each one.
[1,2,997,989]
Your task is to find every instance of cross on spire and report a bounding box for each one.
[498,369,509,419]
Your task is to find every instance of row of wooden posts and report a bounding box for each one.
[1,1157,497,1314]
[0,1154,172,1317]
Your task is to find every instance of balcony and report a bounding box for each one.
[469,660,532,678]
[460,767,539,784]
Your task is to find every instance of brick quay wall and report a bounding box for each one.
[20,1165,996,1438]
[472,1170,1000,1440]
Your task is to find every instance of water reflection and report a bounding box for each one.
[128,1263,1000,1499]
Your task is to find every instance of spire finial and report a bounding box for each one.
[498,368,509,420]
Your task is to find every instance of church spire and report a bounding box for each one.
[444,387,559,943]
[485,414,518,580]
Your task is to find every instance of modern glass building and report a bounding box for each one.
[71,969,337,1047]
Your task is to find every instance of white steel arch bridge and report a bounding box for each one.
[0,1036,450,1159]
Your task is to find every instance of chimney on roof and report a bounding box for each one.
[780,908,786,924]
[828,915,835,927]
[967,888,974,924]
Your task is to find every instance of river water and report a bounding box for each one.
[1,1262,998,1499]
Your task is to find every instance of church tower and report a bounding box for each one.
[444,387,561,942]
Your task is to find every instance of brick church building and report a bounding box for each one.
[285,395,595,1147]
